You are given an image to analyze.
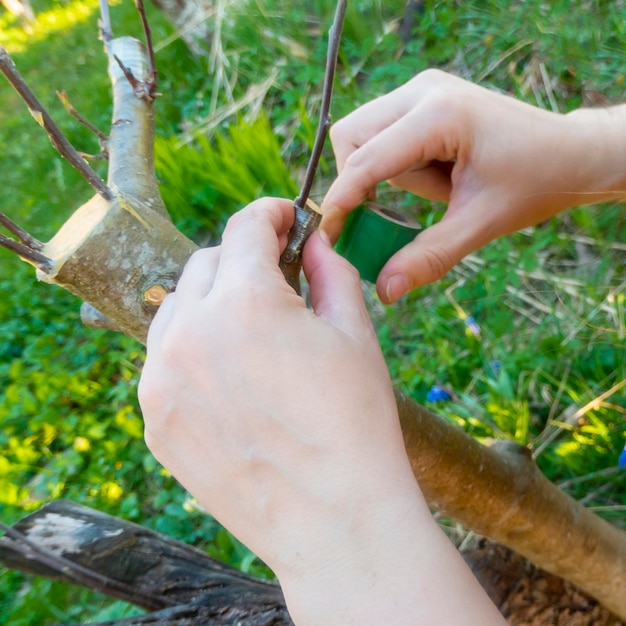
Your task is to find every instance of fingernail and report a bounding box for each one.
[385,274,410,303]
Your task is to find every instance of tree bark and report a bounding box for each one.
[0,500,293,625]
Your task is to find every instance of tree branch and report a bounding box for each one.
[0,47,112,201]
[280,0,347,291]
[0,212,51,269]
[0,519,168,611]
[294,0,347,212]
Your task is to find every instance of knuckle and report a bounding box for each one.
[422,246,453,282]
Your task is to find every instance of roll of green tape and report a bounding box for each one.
[335,202,421,283]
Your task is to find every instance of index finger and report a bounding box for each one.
[213,197,295,290]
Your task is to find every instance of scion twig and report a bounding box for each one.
[279,0,347,289]
[294,0,347,211]
[0,47,113,201]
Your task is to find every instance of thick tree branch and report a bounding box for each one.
[105,36,167,215]
[0,47,112,200]
[0,501,292,625]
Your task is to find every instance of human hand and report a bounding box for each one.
[322,69,626,302]
[138,198,504,625]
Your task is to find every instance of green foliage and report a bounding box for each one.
[0,0,625,623]
[155,114,299,239]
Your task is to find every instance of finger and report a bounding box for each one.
[303,230,374,340]
[376,200,493,302]
[173,246,221,309]
[329,82,416,172]
[145,292,176,353]
[321,102,461,241]
[388,162,454,202]
[213,197,295,290]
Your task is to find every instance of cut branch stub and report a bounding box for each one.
[37,191,198,343]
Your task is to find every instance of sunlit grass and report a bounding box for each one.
[0,0,104,52]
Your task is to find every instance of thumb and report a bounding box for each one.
[303,230,374,339]
[377,204,493,303]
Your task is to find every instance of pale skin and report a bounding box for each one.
[139,70,626,623]
[322,69,626,302]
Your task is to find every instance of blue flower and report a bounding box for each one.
[465,316,481,338]
[619,444,626,468]
[427,385,452,403]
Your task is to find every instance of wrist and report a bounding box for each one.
[563,104,626,202]
[275,476,503,625]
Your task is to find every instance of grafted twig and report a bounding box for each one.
[294,0,347,212]
[0,47,112,201]
[280,0,347,289]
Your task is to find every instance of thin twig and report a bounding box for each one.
[0,520,168,611]
[294,0,347,211]
[135,0,158,98]
[57,90,108,142]
[99,0,113,46]
[0,234,51,269]
[0,212,43,250]
[0,47,112,201]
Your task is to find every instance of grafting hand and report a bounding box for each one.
[322,69,626,302]
[139,197,504,625]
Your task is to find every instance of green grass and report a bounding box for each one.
[0,0,625,623]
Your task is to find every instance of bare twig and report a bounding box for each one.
[57,90,108,142]
[0,234,51,269]
[99,0,113,45]
[57,90,109,160]
[135,0,158,99]
[0,212,51,268]
[294,0,347,211]
[0,212,43,250]
[0,47,112,201]
[280,0,347,284]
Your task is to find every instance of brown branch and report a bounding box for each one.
[294,0,347,212]
[0,520,168,611]
[0,233,51,269]
[0,212,43,250]
[0,47,113,201]
[135,0,158,99]
[0,212,51,268]
[280,0,347,288]
[57,90,109,142]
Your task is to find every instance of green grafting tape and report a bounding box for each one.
[335,202,421,283]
